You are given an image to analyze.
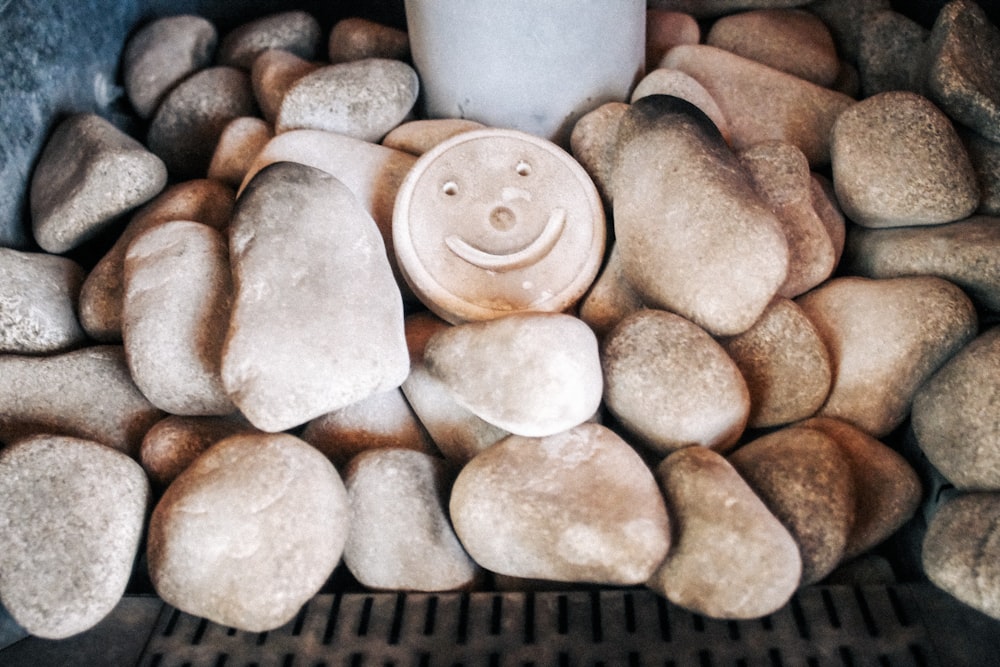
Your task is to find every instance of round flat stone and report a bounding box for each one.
[393,128,606,324]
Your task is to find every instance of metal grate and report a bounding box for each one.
[133,584,1000,667]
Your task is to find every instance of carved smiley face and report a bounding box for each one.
[393,128,606,324]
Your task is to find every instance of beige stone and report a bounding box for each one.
[123,221,234,416]
[577,243,644,340]
[649,446,801,619]
[796,276,978,437]
[343,449,479,591]
[602,309,749,454]
[569,101,628,207]
[140,414,256,490]
[450,423,671,585]
[79,179,235,343]
[222,162,408,432]
[217,10,321,69]
[328,17,409,64]
[0,248,85,354]
[729,426,856,585]
[382,118,486,156]
[147,433,348,632]
[206,117,273,187]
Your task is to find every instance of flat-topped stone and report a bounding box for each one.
[0,248,85,354]
[30,113,167,254]
[122,15,217,119]
[217,10,321,69]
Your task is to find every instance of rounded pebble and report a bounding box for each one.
[328,17,409,64]
[140,414,256,490]
[0,248,86,354]
[217,10,321,69]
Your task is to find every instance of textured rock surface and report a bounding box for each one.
[611,95,788,336]
[0,346,162,456]
[217,10,321,69]
[422,312,601,437]
[603,309,749,454]
[720,297,831,428]
[0,248,85,353]
[79,179,235,343]
[0,435,149,639]
[450,423,671,584]
[302,388,438,469]
[800,417,921,558]
[400,312,509,464]
[660,44,854,166]
[807,0,891,62]
[729,426,856,585]
[343,449,478,591]
[843,215,1000,312]
[123,221,234,416]
[797,276,978,437]
[569,101,628,207]
[925,0,1000,144]
[857,10,928,97]
[328,17,409,64]
[30,113,167,253]
[147,433,348,632]
[831,91,979,227]
[121,15,217,119]
[963,129,1000,216]
[147,67,257,179]
[249,49,319,124]
[912,325,1000,490]
[706,9,839,87]
[276,59,419,141]
[923,492,1000,620]
[222,162,408,432]
[649,446,801,619]
[140,414,255,490]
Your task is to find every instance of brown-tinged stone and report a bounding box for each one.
[276,59,419,142]
[720,297,831,429]
[30,113,167,253]
[577,243,645,340]
[0,435,149,639]
[799,417,921,558]
[249,49,320,124]
[422,312,602,438]
[796,276,978,438]
[79,179,235,343]
[843,215,1000,313]
[123,221,234,416]
[659,45,855,167]
[602,309,749,454]
[449,423,671,585]
[206,117,273,187]
[830,91,979,228]
[382,118,486,156]
[925,0,1000,144]
[222,162,408,432]
[217,10,321,69]
[0,248,85,354]
[631,69,731,142]
[400,311,509,465]
[739,141,837,297]
[0,346,162,457]
[328,17,409,64]
[706,9,839,87]
[343,449,479,591]
[811,174,847,264]
[140,414,255,490]
[147,433,348,632]
[611,95,789,336]
[122,15,217,119]
[646,10,700,71]
[147,66,258,179]
[729,426,856,585]
[922,492,1000,620]
[649,446,801,619]
[912,325,1000,491]
[302,388,438,469]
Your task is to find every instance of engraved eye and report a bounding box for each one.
[516,161,531,177]
[442,181,459,196]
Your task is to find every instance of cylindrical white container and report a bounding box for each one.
[404,0,646,146]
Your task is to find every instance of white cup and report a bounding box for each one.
[404,0,646,147]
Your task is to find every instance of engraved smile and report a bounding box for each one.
[445,207,567,272]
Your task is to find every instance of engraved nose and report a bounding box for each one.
[489,205,517,231]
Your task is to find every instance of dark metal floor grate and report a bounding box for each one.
[132,584,1000,667]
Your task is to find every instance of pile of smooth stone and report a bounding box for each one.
[1,0,1000,640]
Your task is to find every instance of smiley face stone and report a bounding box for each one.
[393,128,606,323]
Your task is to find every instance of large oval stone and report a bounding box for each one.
[603,309,749,455]
[0,435,149,639]
[343,449,479,591]
[796,276,978,438]
[450,423,671,585]
[649,446,801,619]
[222,162,409,432]
[147,432,348,632]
